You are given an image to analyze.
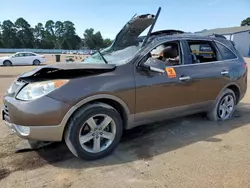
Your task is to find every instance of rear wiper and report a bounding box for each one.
[84,34,108,64]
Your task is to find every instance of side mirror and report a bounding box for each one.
[148,66,165,73]
[139,57,165,73]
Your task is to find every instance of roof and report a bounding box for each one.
[141,30,231,46]
[196,26,250,35]
[151,33,226,42]
[16,52,36,53]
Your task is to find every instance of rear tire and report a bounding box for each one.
[64,103,123,160]
[33,59,41,65]
[207,88,236,121]
[3,60,12,66]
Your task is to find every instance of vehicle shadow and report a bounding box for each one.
[30,102,250,169]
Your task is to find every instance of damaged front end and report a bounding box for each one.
[6,62,116,101]
[17,63,116,82]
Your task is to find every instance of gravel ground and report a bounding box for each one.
[0,58,250,188]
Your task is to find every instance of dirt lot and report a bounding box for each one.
[0,59,250,188]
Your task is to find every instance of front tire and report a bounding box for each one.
[207,88,236,121]
[3,60,12,66]
[64,103,123,160]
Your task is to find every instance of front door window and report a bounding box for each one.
[144,41,182,67]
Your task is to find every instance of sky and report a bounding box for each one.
[0,0,249,39]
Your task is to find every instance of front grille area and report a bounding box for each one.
[3,79,27,123]
[2,104,10,123]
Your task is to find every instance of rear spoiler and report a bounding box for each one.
[209,34,237,50]
[205,33,236,46]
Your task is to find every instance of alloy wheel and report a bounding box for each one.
[33,60,40,65]
[218,94,235,120]
[78,114,116,153]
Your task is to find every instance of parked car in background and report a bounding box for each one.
[2,8,248,160]
[83,50,91,55]
[89,50,97,55]
[0,52,46,66]
[77,51,84,55]
[65,55,75,63]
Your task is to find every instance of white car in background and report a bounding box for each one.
[0,52,46,66]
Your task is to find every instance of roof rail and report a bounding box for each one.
[208,33,227,39]
[150,29,185,36]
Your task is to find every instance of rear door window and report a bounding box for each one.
[215,42,237,60]
[187,40,218,64]
[25,53,36,56]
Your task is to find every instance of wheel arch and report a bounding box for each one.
[3,59,12,65]
[33,59,41,64]
[60,94,132,140]
[207,83,240,121]
[227,84,240,104]
[218,83,241,104]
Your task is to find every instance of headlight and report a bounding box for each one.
[16,80,68,101]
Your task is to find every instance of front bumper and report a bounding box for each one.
[3,120,64,141]
[2,95,71,141]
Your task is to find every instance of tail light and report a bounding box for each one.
[242,62,248,70]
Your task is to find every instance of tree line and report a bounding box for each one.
[0,18,113,50]
[241,17,250,26]
[1,17,248,50]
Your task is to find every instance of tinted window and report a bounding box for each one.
[145,41,182,66]
[215,42,237,60]
[14,53,25,57]
[188,41,217,63]
[25,53,36,56]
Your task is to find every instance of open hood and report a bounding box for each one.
[111,7,161,50]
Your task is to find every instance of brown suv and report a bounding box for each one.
[2,8,248,160]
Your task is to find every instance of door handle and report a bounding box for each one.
[221,70,229,75]
[179,76,191,81]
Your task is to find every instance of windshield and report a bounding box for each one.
[82,42,142,65]
[9,53,16,57]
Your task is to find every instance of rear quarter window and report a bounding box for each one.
[215,42,237,60]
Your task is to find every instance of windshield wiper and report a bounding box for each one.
[84,34,108,64]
